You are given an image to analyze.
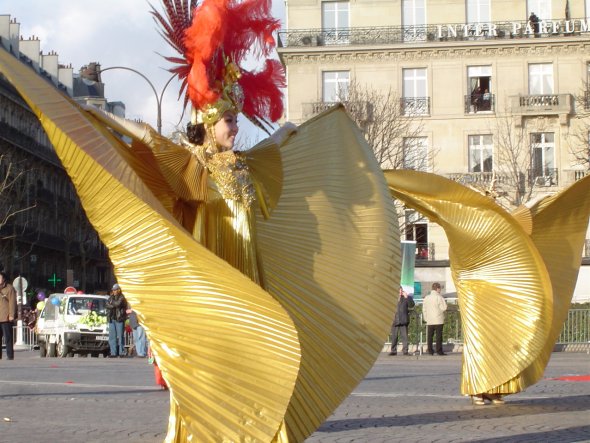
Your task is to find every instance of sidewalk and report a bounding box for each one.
[0,350,588,442]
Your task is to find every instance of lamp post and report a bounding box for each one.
[99,66,176,135]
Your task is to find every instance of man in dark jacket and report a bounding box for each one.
[106,283,128,358]
[0,271,17,360]
[389,286,415,356]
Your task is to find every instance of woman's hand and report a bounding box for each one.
[270,122,297,146]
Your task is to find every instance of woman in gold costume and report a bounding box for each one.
[385,169,590,407]
[0,0,400,441]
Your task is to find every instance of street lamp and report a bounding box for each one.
[99,66,177,135]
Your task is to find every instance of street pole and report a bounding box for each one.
[12,275,27,347]
[99,66,177,135]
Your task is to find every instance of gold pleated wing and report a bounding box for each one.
[0,48,301,442]
[384,170,553,395]
[515,175,590,388]
[255,106,401,442]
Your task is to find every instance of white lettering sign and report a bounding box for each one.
[436,19,589,40]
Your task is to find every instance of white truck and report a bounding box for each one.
[36,292,110,358]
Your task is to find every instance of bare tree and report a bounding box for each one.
[0,153,37,274]
[340,80,434,254]
[342,80,427,170]
[490,110,533,208]
[568,86,590,173]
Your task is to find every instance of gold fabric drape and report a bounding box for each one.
[385,169,590,396]
[0,48,400,442]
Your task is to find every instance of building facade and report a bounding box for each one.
[0,15,118,300]
[278,0,590,300]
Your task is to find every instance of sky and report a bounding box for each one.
[2,0,286,143]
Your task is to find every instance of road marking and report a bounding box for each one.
[0,380,156,390]
[351,392,554,400]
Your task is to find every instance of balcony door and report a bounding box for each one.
[467,0,490,23]
[402,68,428,115]
[468,134,493,173]
[531,132,555,182]
[322,71,350,103]
[322,1,350,44]
[528,63,554,95]
[402,0,426,42]
[527,0,552,20]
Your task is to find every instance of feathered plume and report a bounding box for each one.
[149,0,199,107]
[153,0,285,127]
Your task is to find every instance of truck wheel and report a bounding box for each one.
[57,338,70,358]
[48,342,57,357]
[39,341,47,358]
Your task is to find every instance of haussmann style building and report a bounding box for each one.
[277,0,590,301]
[0,14,122,301]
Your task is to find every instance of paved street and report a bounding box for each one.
[0,350,588,442]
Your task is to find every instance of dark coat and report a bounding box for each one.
[106,293,127,323]
[393,295,415,326]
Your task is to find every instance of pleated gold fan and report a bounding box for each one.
[0,48,400,442]
[385,169,590,396]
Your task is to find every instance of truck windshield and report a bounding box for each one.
[67,298,107,316]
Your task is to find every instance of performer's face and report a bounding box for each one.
[214,111,239,151]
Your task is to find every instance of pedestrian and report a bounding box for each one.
[105,283,128,358]
[529,12,540,34]
[422,282,448,355]
[126,308,147,357]
[389,286,415,356]
[0,271,17,360]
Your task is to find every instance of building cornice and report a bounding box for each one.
[279,39,590,64]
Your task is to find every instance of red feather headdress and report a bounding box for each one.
[151,0,285,130]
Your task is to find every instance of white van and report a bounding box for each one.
[36,292,110,357]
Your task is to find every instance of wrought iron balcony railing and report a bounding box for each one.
[527,167,559,187]
[401,97,430,116]
[278,18,589,48]
[302,100,373,121]
[464,93,495,114]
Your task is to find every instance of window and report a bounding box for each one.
[404,210,428,259]
[322,71,350,102]
[402,68,429,115]
[403,137,428,171]
[530,132,555,184]
[468,135,493,172]
[587,0,590,19]
[322,1,350,44]
[527,0,551,20]
[468,66,493,112]
[402,0,426,42]
[528,63,553,95]
[467,0,490,23]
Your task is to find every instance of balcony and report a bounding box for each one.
[401,97,430,116]
[447,172,508,186]
[585,91,590,110]
[465,93,495,114]
[302,101,373,121]
[278,18,589,48]
[527,168,559,187]
[510,94,574,126]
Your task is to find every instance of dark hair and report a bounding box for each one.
[187,122,206,145]
[432,282,441,290]
[0,271,8,282]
